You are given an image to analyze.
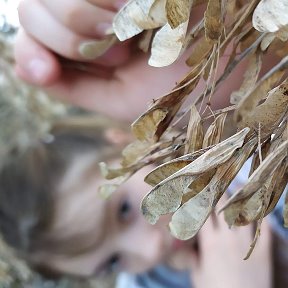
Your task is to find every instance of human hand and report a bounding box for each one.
[190,213,272,288]
[15,0,132,78]
[14,0,191,121]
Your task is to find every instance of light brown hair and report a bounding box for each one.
[0,121,126,278]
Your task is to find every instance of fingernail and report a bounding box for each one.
[79,37,116,60]
[96,22,112,36]
[27,58,48,83]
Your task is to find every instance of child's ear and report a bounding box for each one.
[104,128,133,146]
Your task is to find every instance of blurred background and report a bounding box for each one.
[0,1,118,287]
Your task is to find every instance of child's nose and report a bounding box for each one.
[119,226,166,273]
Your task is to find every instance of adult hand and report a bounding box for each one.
[14,0,191,121]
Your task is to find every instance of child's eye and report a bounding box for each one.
[118,198,132,222]
[106,254,121,273]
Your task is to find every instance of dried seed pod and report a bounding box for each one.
[141,128,250,224]
[145,147,210,186]
[170,137,257,240]
[185,105,204,153]
[202,112,227,147]
[222,140,288,209]
[253,0,288,33]
[204,0,224,41]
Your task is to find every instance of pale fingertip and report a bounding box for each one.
[26,58,50,83]
[15,59,60,86]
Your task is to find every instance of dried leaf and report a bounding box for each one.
[99,183,121,198]
[204,0,223,41]
[239,28,261,53]
[252,0,288,33]
[260,33,276,51]
[145,147,210,186]
[141,128,250,224]
[148,0,168,26]
[224,178,271,227]
[113,0,166,41]
[169,138,256,240]
[222,140,288,209]
[202,113,227,147]
[79,34,117,59]
[275,25,288,41]
[166,0,191,29]
[185,105,204,153]
[182,169,216,203]
[98,172,132,198]
[99,161,131,179]
[132,108,169,142]
[265,159,288,215]
[238,79,288,138]
[235,57,288,125]
[121,140,154,167]
[186,36,214,67]
[230,51,262,104]
[149,21,188,67]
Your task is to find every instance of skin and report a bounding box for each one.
[190,205,272,288]
[31,153,196,277]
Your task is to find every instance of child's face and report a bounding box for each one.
[34,153,195,277]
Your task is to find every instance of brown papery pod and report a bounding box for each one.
[224,160,286,228]
[189,112,228,198]
[132,108,169,142]
[113,0,166,41]
[144,147,211,186]
[186,36,214,67]
[234,58,287,125]
[121,140,157,167]
[141,127,249,224]
[265,159,288,216]
[252,0,288,33]
[238,79,288,139]
[166,0,191,29]
[204,0,223,42]
[185,105,204,154]
[202,112,227,147]
[149,0,194,66]
[169,137,257,240]
[224,185,268,227]
[262,124,288,214]
[221,140,288,209]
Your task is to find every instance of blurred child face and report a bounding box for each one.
[34,152,195,277]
